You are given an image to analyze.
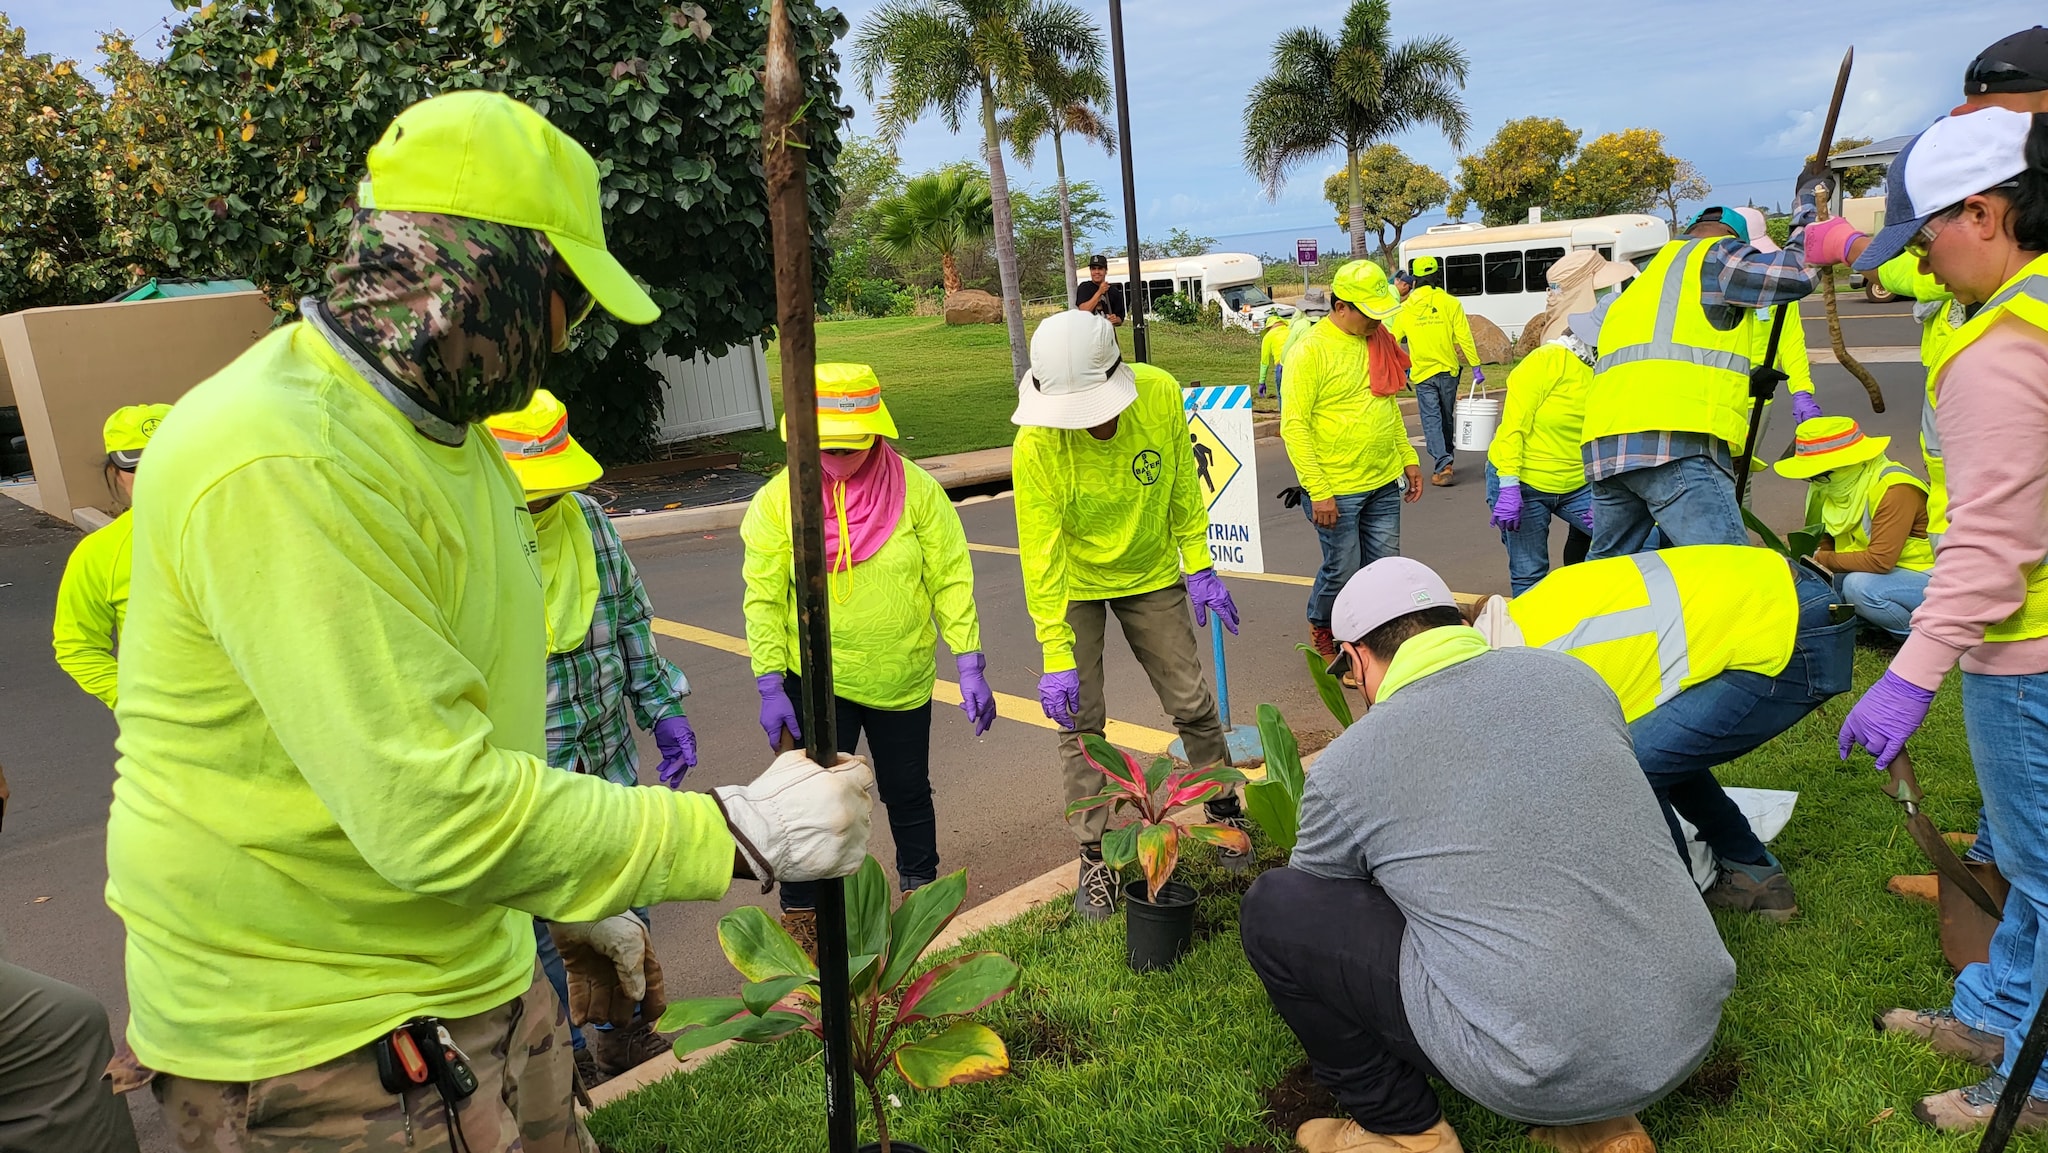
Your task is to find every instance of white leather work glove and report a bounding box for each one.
[547,913,667,1028]
[713,750,875,890]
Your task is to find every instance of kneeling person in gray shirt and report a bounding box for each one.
[1241,557,1734,1153]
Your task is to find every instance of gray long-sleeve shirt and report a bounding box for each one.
[1292,641,1734,1125]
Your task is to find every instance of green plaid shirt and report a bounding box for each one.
[544,493,689,785]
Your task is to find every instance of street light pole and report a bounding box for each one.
[1107,0,1146,364]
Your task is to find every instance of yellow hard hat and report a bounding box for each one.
[357,91,659,326]
[1331,261,1402,321]
[104,403,173,467]
[1411,255,1440,278]
[779,363,899,450]
[485,389,604,498]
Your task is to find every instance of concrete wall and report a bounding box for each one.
[1,292,275,524]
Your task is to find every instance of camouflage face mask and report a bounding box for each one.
[323,210,555,426]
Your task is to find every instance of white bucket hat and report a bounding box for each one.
[1011,310,1140,430]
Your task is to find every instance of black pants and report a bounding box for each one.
[1240,868,1442,1135]
[780,674,938,911]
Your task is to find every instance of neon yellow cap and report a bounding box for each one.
[1411,255,1440,277]
[104,403,173,466]
[1331,261,1402,321]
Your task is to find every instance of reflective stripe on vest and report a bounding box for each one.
[1537,552,1691,709]
[1594,241,1755,377]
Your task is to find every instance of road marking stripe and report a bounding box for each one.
[964,541,1312,586]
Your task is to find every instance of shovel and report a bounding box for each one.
[1884,748,2001,920]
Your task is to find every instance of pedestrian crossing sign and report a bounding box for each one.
[1182,385,1263,573]
[1186,412,1240,510]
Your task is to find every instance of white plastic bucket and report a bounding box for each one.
[1453,397,1501,451]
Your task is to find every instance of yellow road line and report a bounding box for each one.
[650,617,1175,754]
[966,541,1312,586]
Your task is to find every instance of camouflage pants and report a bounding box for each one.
[152,968,591,1152]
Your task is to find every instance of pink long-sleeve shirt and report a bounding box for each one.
[1895,317,2048,688]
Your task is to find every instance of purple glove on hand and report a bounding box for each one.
[1489,480,1523,531]
[1038,669,1082,730]
[1803,217,1866,268]
[653,714,697,787]
[1791,392,1824,424]
[955,652,997,737]
[1471,366,1486,386]
[1186,568,1240,635]
[1574,503,1595,533]
[756,673,802,752]
[1839,670,1936,769]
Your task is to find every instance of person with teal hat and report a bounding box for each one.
[51,402,172,708]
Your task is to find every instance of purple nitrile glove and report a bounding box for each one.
[653,714,697,787]
[955,651,996,737]
[1802,216,1866,268]
[756,673,802,752]
[1489,480,1523,531]
[1574,503,1595,533]
[1839,670,1937,770]
[1791,392,1824,424]
[1471,366,1486,386]
[1186,568,1240,635]
[1038,669,1082,730]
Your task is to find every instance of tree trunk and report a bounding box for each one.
[1053,124,1078,302]
[941,250,961,295]
[980,79,1031,382]
[1346,142,1367,258]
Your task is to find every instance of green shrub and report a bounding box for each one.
[1153,291,1199,325]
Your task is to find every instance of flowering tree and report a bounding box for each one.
[1549,128,1680,220]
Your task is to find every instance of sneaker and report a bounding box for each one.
[1205,797,1253,873]
[780,908,819,961]
[1526,1115,1655,1153]
[1703,854,1798,922]
[1913,1074,2048,1133]
[1295,1117,1462,1152]
[1310,624,1338,661]
[589,1021,671,1078]
[1076,849,1118,922]
[1876,1007,2004,1067]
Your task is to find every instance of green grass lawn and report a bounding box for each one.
[589,647,2026,1153]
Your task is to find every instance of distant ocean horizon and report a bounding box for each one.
[1202,213,1457,266]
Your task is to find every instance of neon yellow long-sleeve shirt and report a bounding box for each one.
[1397,284,1479,380]
[1259,323,1290,387]
[1014,363,1209,672]
[53,511,132,707]
[740,458,981,710]
[1753,299,1814,397]
[1279,318,1419,502]
[1487,343,1591,494]
[108,322,736,1083]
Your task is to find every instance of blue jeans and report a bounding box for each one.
[1951,670,2048,1098]
[1839,567,1931,639]
[1588,455,1748,560]
[1485,464,1594,595]
[1303,482,1404,627]
[1413,372,1459,474]
[1629,565,1857,866]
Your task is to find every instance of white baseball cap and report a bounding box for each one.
[1735,207,1777,254]
[1854,107,2034,271]
[1326,557,1458,676]
[1011,310,1140,430]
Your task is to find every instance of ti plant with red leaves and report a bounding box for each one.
[658,857,1019,1153]
[1069,733,1251,901]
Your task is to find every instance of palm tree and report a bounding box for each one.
[874,171,995,294]
[1003,49,1115,300]
[854,0,1098,382]
[1243,0,1470,258]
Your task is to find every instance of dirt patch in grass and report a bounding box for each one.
[1005,1009,1089,1068]
[1674,1050,1745,1106]
[1261,1061,1342,1137]
[1294,728,1337,757]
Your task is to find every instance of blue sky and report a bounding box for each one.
[15,1,2038,256]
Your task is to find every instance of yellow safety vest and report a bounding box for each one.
[1805,463,1936,573]
[1507,545,1798,723]
[1929,252,2048,642]
[1583,239,1758,452]
[1878,254,1961,535]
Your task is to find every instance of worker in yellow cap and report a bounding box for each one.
[108,91,873,1148]
[742,363,993,950]
[1279,259,1421,662]
[1257,310,1290,398]
[1394,255,1480,487]
[51,403,172,707]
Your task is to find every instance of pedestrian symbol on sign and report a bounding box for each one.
[1185,412,1239,510]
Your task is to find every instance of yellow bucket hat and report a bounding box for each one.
[104,403,173,467]
[779,363,899,449]
[485,389,603,498]
[357,91,659,326]
[1331,260,1402,321]
[1772,416,1891,480]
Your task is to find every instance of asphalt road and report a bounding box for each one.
[0,297,1923,1147]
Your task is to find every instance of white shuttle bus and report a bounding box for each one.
[1101,252,1293,328]
[1397,214,1670,340]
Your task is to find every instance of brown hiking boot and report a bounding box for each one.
[1914,1075,2048,1132]
[589,1021,672,1078]
[1888,874,1939,904]
[780,908,819,961]
[1310,624,1338,660]
[1877,1007,2004,1066]
[1527,1115,1655,1153]
[1702,855,1797,922]
[573,1044,607,1091]
[1296,1117,1463,1152]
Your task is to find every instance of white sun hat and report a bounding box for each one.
[1011,310,1140,430]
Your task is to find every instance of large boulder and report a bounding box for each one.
[1512,310,1551,360]
[1468,313,1513,367]
[944,289,1003,325]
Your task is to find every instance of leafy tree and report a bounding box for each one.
[1243,0,1468,257]
[1655,157,1712,229]
[828,135,906,245]
[1010,178,1109,300]
[873,170,994,294]
[1448,116,1579,227]
[108,0,846,463]
[854,0,1100,383]
[1322,143,1449,269]
[1117,227,1214,261]
[1002,44,1113,299]
[1810,136,1885,198]
[1549,128,1677,219]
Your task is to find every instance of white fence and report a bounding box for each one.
[651,338,774,444]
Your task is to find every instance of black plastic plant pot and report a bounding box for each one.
[856,1144,930,1153]
[1123,879,1198,972]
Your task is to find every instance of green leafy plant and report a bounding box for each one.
[1744,509,1825,562]
[1153,291,1199,325]
[659,857,1018,1153]
[1295,642,1356,728]
[1244,704,1308,852]
[1069,734,1249,898]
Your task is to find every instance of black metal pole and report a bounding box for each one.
[1107,0,1146,364]
[1732,303,1790,508]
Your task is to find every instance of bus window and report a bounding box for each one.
[1483,251,1522,294]
[1444,253,1483,296]
[1525,247,1565,292]
[1597,245,1613,260]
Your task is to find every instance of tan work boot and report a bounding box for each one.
[1295,1117,1462,1152]
[1527,1114,1655,1153]
[1888,874,1939,904]
[1877,1007,2004,1066]
[780,908,819,961]
[1430,466,1454,487]
[1914,1075,2048,1132]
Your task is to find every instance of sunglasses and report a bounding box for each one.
[1966,57,2048,94]
[1905,213,1957,260]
